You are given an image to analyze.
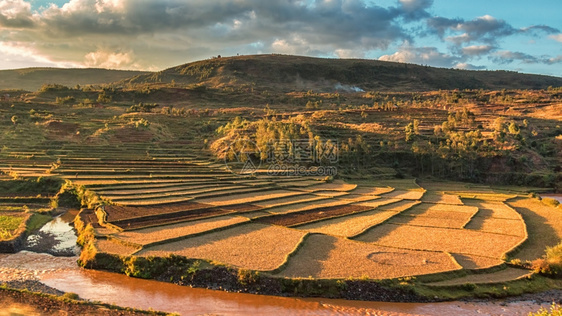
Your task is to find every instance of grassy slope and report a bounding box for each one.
[122,54,562,92]
[0,68,150,91]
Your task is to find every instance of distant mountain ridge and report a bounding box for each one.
[0,68,150,91]
[2,55,562,92]
[121,54,562,92]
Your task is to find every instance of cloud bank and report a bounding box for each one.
[0,0,560,72]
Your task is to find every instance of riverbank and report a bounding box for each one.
[0,284,167,315]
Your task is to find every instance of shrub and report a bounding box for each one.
[532,242,562,278]
[541,198,560,208]
[529,303,562,316]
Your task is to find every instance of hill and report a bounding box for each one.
[120,54,562,92]
[0,68,150,91]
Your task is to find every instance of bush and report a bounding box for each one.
[532,242,562,278]
[542,197,560,208]
[55,182,82,208]
[529,303,562,316]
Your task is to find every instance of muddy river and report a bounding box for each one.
[0,213,556,315]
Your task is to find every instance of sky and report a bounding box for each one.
[0,0,561,76]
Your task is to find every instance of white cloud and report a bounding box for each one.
[379,45,457,68]
[550,34,562,43]
[84,49,143,69]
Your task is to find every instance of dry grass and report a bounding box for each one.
[462,199,522,219]
[401,203,478,218]
[106,185,243,201]
[354,198,403,208]
[421,193,463,205]
[96,183,238,196]
[457,193,516,201]
[369,179,420,190]
[253,194,328,208]
[427,268,532,286]
[296,209,399,237]
[349,186,394,195]
[276,180,324,187]
[356,224,524,258]
[95,239,139,256]
[389,215,469,229]
[337,194,382,202]
[378,200,421,212]
[507,197,562,261]
[116,196,195,206]
[137,223,306,271]
[379,190,425,200]
[113,215,249,245]
[267,199,351,214]
[464,217,526,236]
[451,253,504,269]
[298,180,357,192]
[276,234,459,279]
[310,191,350,197]
[196,189,303,206]
[417,180,493,192]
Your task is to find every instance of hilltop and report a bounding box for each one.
[0,68,149,92]
[120,54,562,92]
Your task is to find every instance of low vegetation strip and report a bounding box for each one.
[426,267,532,286]
[296,209,400,237]
[355,224,524,258]
[113,215,250,246]
[276,234,460,279]
[137,223,306,271]
[255,204,373,227]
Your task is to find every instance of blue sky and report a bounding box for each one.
[1,0,561,76]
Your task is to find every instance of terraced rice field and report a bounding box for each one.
[137,223,306,271]
[507,197,562,261]
[255,204,373,227]
[276,234,460,279]
[355,224,524,258]
[427,268,532,286]
[296,209,402,237]
[3,149,544,284]
[112,215,250,246]
[379,190,425,200]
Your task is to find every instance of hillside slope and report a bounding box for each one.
[0,68,150,91]
[121,54,562,92]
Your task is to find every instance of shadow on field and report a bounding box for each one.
[508,197,559,261]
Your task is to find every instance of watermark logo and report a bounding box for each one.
[223,138,338,176]
[224,139,261,175]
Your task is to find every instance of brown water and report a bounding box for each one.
[39,268,549,316]
[4,212,550,316]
